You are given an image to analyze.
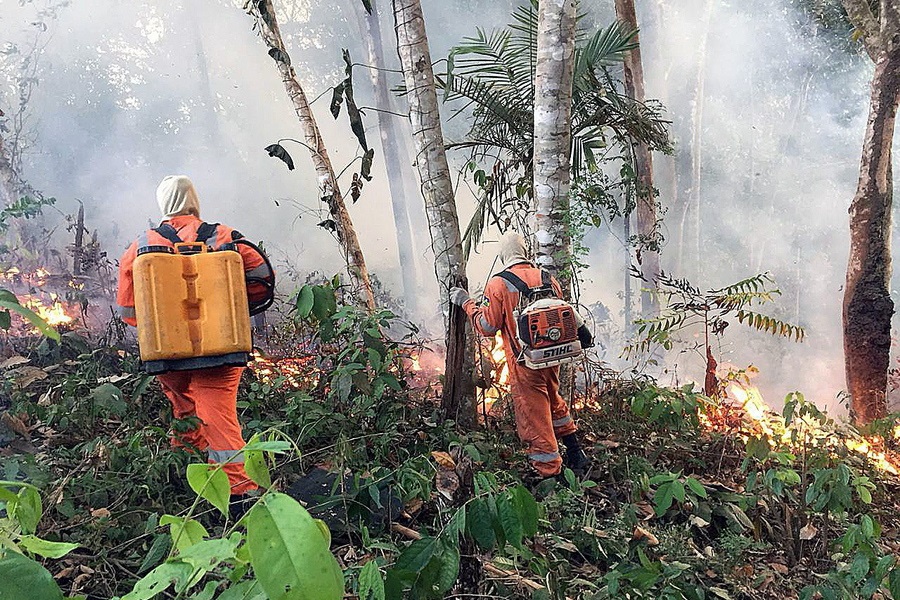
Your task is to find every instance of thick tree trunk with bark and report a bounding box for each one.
[533,0,577,288]
[249,0,376,312]
[615,0,659,317]
[392,0,475,427]
[354,0,423,313]
[843,40,900,424]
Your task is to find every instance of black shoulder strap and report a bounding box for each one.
[196,222,219,245]
[496,270,531,297]
[152,223,182,244]
[541,270,552,288]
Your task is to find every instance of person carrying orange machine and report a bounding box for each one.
[450,231,591,481]
[116,175,274,512]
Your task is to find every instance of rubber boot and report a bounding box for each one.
[561,433,590,472]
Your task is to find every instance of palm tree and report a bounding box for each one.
[437,1,671,262]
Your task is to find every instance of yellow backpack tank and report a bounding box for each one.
[133,242,252,374]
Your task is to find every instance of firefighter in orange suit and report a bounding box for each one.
[116,176,272,507]
[450,232,590,479]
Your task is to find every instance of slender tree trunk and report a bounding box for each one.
[689,0,714,281]
[392,0,475,427]
[354,0,422,313]
[533,0,577,288]
[843,42,900,424]
[615,0,659,318]
[249,0,376,312]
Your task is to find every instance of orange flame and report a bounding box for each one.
[20,294,75,328]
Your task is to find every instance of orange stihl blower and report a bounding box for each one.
[497,270,593,369]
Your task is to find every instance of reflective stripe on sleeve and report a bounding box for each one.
[552,415,573,428]
[207,449,245,464]
[527,451,561,463]
[478,315,499,335]
[117,306,136,319]
[245,264,271,278]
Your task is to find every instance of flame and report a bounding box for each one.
[249,351,318,389]
[716,378,900,476]
[20,294,75,328]
[479,333,510,415]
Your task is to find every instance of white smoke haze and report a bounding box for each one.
[2,0,897,413]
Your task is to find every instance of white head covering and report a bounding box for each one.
[156,175,201,218]
[498,231,531,269]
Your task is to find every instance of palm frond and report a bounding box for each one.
[574,20,639,82]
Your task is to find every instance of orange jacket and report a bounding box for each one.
[462,261,564,365]
[116,215,270,326]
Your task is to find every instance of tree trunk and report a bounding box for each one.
[249,0,376,312]
[392,0,475,427]
[533,0,577,288]
[354,0,423,313]
[615,0,659,318]
[843,43,900,425]
[688,0,714,281]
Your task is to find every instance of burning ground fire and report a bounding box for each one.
[2,267,80,333]
[718,376,900,476]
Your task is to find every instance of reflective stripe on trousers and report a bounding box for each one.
[207,449,245,464]
[528,451,561,464]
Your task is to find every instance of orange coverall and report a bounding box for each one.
[117,214,268,495]
[462,262,578,477]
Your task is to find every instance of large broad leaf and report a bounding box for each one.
[295,285,314,319]
[311,286,337,321]
[186,464,230,517]
[245,492,344,600]
[0,552,64,600]
[218,581,267,600]
[394,537,436,574]
[465,498,496,551]
[17,536,78,559]
[496,491,523,549]
[512,485,539,537]
[121,562,194,600]
[15,486,42,535]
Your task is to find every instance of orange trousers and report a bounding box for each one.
[508,363,578,477]
[157,366,257,495]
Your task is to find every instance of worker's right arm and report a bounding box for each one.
[116,242,138,327]
[462,277,507,337]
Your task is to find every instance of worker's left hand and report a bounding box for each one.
[449,287,470,306]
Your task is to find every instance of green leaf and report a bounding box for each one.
[137,534,170,574]
[121,561,194,600]
[186,464,231,517]
[654,484,674,517]
[296,285,314,319]
[217,581,266,600]
[466,498,496,551]
[513,485,539,537]
[889,567,900,600]
[685,478,708,499]
[311,286,337,321]
[244,450,272,489]
[496,492,524,549]
[671,479,686,504]
[394,537,436,574]
[15,486,42,535]
[159,514,208,553]
[245,492,344,600]
[0,552,64,600]
[358,559,385,600]
[433,543,460,594]
[849,552,870,582]
[0,300,60,341]
[242,440,292,453]
[17,536,78,559]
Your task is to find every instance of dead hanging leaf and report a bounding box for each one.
[317,219,337,234]
[350,173,363,203]
[799,522,818,540]
[431,451,457,470]
[360,148,375,181]
[264,143,294,170]
[267,46,291,66]
[1,412,30,440]
[341,49,368,151]
[632,526,659,546]
[330,81,346,119]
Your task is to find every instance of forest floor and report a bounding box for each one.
[3,303,900,600]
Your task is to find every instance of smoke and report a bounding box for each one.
[1,0,895,412]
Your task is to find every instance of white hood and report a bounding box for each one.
[156,175,201,218]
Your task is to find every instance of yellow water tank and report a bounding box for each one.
[133,242,252,374]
